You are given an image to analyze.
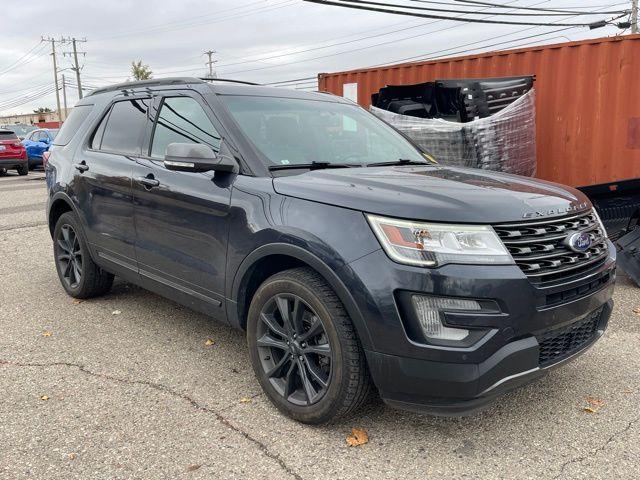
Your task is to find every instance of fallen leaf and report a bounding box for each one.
[68,453,77,460]
[622,389,634,394]
[186,464,201,472]
[111,310,121,315]
[204,338,215,346]
[72,299,83,305]
[40,395,49,401]
[633,307,640,316]
[239,397,252,403]
[42,331,53,337]
[583,407,597,414]
[586,397,605,408]
[346,428,369,447]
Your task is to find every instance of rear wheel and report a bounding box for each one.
[247,267,371,424]
[16,163,28,176]
[53,212,114,298]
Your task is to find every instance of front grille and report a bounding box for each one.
[494,210,608,284]
[537,308,603,367]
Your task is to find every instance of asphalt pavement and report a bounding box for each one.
[1,170,638,479]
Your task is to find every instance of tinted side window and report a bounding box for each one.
[53,105,93,146]
[91,110,110,150]
[150,96,220,159]
[100,98,150,155]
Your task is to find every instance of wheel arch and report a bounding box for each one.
[228,243,374,350]
[48,193,76,238]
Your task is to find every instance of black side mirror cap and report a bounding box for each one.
[164,142,238,173]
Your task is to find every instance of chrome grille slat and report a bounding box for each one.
[494,210,608,284]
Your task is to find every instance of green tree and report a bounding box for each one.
[131,60,152,81]
[33,107,52,114]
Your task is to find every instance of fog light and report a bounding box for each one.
[411,295,481,341]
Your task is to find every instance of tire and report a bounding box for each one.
[53,212,114,299]
[17,163,28,176]
[247,267,371,424]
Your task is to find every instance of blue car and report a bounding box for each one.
[22,128,58,169]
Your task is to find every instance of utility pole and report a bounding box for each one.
[42,37,63,123]
[61,74,68,121]
[62,37,87,99]
[632,0,638,34]
[204,50,217,79]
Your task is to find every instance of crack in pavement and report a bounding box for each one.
[552,415,640,479]
[0,359,302,480]
[0,221,47,232]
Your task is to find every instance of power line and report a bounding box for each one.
[302,0,628,26]
[451,0,629,14]
[338,0,629,16]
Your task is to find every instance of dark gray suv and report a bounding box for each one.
[46,78,616,423]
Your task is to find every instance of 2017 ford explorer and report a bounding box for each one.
[45,78,616,424]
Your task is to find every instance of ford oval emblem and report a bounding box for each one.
[566,231,592,253]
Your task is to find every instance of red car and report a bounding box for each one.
[0,129,28,175]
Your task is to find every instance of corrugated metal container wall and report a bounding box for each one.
[318,35,640,188]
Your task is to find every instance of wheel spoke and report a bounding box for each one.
[297,358,318,404]
[57,239,70,254]
[57,253,71,262]
[62,259,72,279]
[291,298,305,335]
[265,354,291,379]
[61,225,71,245]
[256,333,288,351]
[73,263,82,285]
[260,312,287,339]
[303,343,331,357]
[283,361,298,399]
[276,296,294,335]
[303,355,329,388]
[299,316,323,342]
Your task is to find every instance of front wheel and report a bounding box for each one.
[247,267,371,424]
[53,212,114,298]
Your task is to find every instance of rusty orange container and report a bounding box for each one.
[318,34,640,188]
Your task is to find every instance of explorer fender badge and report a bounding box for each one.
[522,202,589,219]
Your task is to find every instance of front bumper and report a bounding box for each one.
[343,243,616,415]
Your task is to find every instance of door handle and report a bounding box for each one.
[73,162,89,173]
[137,176,160,188]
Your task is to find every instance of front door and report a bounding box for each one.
[132,93,233,315]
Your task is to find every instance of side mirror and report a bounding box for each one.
[163,143,237,173]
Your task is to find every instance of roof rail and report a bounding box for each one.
[199,77,260,86]
[87,77,205,96]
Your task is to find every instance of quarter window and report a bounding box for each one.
[150,96,220,159]
[99,98,150,155]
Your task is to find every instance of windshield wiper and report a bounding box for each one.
[366,158,430,167]
[268,161,354,171]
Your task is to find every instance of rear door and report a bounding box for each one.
[132,92,232,313]
[75,96,151,272]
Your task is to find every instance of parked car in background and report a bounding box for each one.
[22,128,58,169]
[0,129,28,175]
[46,78,616,424]
[4,123,37,140]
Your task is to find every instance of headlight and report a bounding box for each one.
[366,214,513,267]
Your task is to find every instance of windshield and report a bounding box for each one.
[6,124,36,137]
[221,95,429,167]
[49,129,59,139]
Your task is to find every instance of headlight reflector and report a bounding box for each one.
[367,214,513,267]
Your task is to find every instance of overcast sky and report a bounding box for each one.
[0,0,629,115]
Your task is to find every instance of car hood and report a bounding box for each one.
[272,165,591,223]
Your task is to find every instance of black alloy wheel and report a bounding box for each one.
[56,224,83,289]
[257,294,332,406]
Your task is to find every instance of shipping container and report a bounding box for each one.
[318,34,640,189]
